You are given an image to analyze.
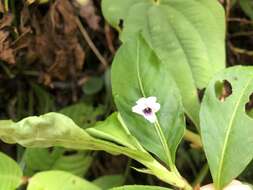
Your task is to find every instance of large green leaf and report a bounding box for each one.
[111,35,185,167]
[0,152,22,190]
[24,147,92,177]
[102,0,225,126]
[0,112,188,188]
[200,66,253,189]
[109,185,172,190]
[27,170,100,190]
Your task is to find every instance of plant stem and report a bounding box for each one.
[154,120,193,190]
[4,0,9,11]
[154,120,174,170]
[192,163,209,187]
[184,129,202,148]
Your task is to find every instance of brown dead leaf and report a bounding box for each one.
[0,14,13,29]
[78,0,101,31]
[0,14,15,64]
[17,0,86,85]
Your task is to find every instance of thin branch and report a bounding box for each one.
[76,17,108,70]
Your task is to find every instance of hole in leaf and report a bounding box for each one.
[245,93,253,119]
[118,19,124,30]
[215,80,232,102]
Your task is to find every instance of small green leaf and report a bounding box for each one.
[109,185,172,190]
[24,147,92,177]
[82,76,104,95]
[112,35,185,165]
[0,152,22,190]
[60,102,105,129]
[200,66,253,189]
[27,170,100,190]
[93,174,125,189]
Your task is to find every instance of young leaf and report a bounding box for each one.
[0,152,22,190]
[200,66,253,189]
[27,170,101,190]
[102,0,226,126]
[111,35,185,167]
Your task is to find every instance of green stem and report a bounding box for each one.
[4,0,9,11]
[184,129,202,148]
[192,163,209,187]
[154,120,192,190]
[154,120,174,170]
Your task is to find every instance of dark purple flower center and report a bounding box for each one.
[143,107,152,115]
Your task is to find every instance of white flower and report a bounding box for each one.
[200,180,252,190]
[132,96,160,123]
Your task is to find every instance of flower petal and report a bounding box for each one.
[146,96,157,103]
[144,114,157,123]
[136,97,147,105]
[132,104,144,115]
[152,103,160,112]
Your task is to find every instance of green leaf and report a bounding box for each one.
[111,35,185,166]
[31,83,55,114]
[87,113,143,150]
[102,0,146,30]
[24,147,92,177]
[27,170,100,190]
[102,0,225,126]
[109,185,172,190]
[93,174,125,189]
[239,0,253,20]
[0,152,22,190]
[200,66,253,189]
[60,102,105,129]
[0,112,188,188]
[82,76,104,95]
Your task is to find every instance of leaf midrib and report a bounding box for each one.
[216,78,253,188]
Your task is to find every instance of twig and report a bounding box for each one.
[76,17,108,70]
[229,31,253,37]
[228,18,253,25]
[225,0,231,32]
[229,42,253,56]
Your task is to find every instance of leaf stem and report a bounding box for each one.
[154,120,192,190]
[154,120,174,170]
